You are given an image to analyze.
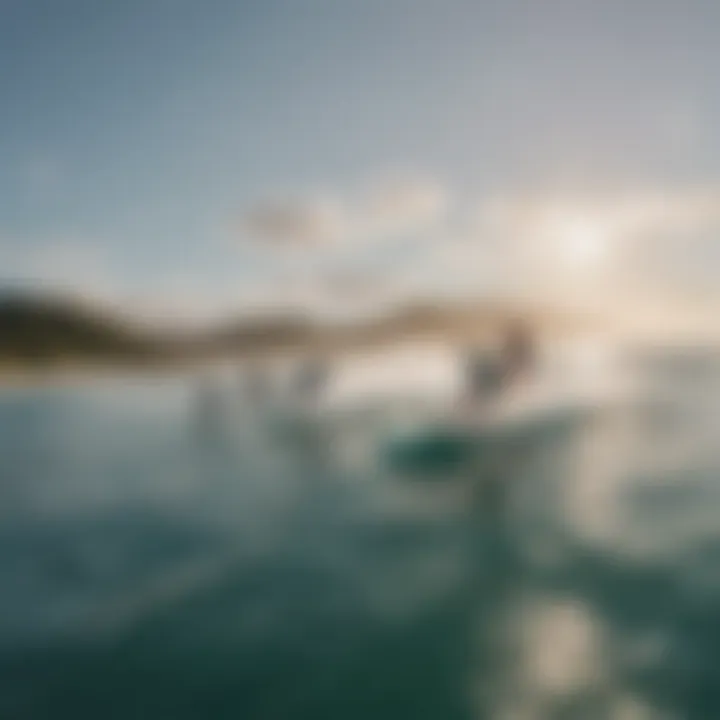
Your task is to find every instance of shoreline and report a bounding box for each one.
[0,331,491,390]
[1,327,716,392]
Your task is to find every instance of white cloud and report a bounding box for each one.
[362,175,449,238]
[238,174,450,250]
[241,196,347,247]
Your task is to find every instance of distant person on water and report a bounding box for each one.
[244,362,272,406]
[193,376,225,443]
[463,320,537,406]
[294,355,329,406]
[465,347,504,403]
[499,319,536,386]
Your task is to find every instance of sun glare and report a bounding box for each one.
[554,215,609,270]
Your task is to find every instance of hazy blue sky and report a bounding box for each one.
[2,0,720,320]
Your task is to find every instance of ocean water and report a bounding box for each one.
[1,344,720,719]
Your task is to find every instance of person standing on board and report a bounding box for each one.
[464,347,504,405]
[499,318,536,388]
[294,355,329,408]
[462,319,536,410]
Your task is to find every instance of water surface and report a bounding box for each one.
[1,346,719,719]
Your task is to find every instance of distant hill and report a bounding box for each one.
[0,294,157,365]
[0,291,596,369]
[202,297,594,355]
[195,314,319,355]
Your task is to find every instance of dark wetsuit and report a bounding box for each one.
[501,324,535,382]
[245,366,272,405]
[465,326,535,402]
[466,351,504,401]
[296,360,328,401]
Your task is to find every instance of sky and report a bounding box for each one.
[2,0,720,324]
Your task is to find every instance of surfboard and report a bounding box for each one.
[380,389,594,478]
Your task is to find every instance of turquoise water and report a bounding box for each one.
[1,349,720,719]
